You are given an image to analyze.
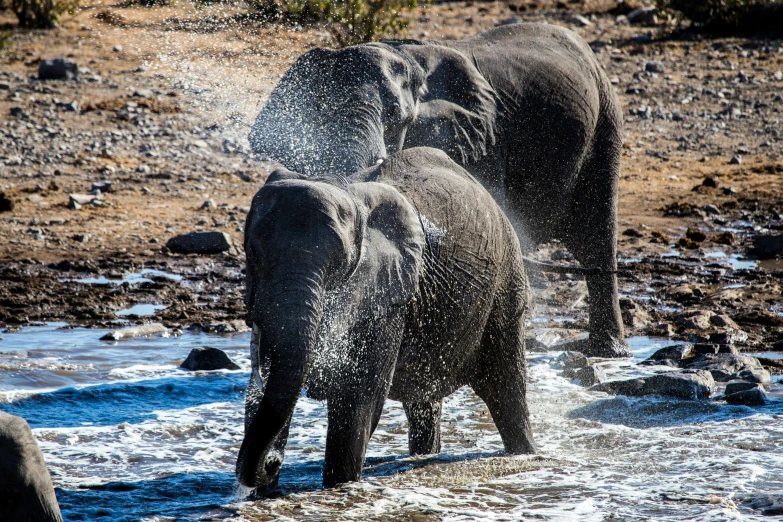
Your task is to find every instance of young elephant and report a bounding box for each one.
[237,147,535,489]
[0,412,63,522]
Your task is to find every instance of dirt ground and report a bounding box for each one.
[0,0,782,349]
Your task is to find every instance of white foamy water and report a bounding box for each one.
[1,327,781,521]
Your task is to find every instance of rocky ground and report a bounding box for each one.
[0,0,782,356]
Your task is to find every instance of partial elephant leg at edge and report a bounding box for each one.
[403,400,442,455]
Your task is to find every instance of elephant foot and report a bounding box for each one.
[558,335,631,358]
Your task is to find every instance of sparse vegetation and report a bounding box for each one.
[655,0,783,31]
[0,31,12,52]
[247,0,419,45]
[10,0,80,28]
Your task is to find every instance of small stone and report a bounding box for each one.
[686,228,707,242]
[91,181,112,193]
[0,82,9,90]
[497,16,521,26]
[702,176,719,188]
[574,365,604,386]
[622,228,644,237]
[725,381,759,395]
[65,101,79,112]
[729,156,742,165]
[133,89,154,98]
[736,368,771,384]
[712,231,735,245]
[113,45,123,52]
[627,7,658,25]
[557,351,589,370]
[645,61,665,74]
[200,199,217,210]
[671,110,684,121]
[703,204,720,215]
[192,139,208,149]
[180,346,240,371]
[725,388,766,406]
[166,231,234,255]
[38,58,79,80]
[72,233,89,243]
[569,14,592,26]
[0,192,15,212]
[773,70,783,81]
[9,107,25,118]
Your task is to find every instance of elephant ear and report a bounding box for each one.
[349,182,425,312]
[395,43,497,165]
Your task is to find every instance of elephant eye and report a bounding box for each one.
[386,103,402,121]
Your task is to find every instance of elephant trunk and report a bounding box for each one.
[236,263,325,489]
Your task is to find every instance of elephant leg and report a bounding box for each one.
[323,314,402,487]
[563,125,630,359]
[403,400,442,455]
[471,268,536,455]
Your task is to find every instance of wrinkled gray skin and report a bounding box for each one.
[0,412,63,522]
[237,147,535,489]
[249,23,629,358]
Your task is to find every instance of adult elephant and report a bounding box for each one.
[237,147,535,489]
[249,23,629,358]
[0,412,63,522]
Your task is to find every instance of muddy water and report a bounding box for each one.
[1,327,781,520]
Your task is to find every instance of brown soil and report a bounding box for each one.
[0,0,781,348]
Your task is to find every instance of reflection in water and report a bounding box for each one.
[0,328,781,520]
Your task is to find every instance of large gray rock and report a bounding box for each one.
[573,365,604,387]
[682,354,764,381]
[725,381,760,395]
[643,344,693,364]
[38,58,78,81]
[591,370,714,400]
[166,231,235,255]
[180,347,240,371]
[725,388,766,406]
[736,368,771,384]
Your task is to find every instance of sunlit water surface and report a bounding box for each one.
[1,326,781,521]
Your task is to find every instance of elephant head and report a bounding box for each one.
[0,412,63,522]
[248,42,497,174]
[236,170,425,489]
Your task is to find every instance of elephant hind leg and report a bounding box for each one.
[470,269,536,455]
[404,400,442,455]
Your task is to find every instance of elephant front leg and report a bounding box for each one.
[403,401,442,455]
[582,272,630,358]
[323,397,383,487]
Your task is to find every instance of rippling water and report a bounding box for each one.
[1,325,781,521]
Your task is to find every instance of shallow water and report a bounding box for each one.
[1,327,781,521]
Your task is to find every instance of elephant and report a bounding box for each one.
[248,22,630,358]
[237,147,535,490]
[0,412,63,522]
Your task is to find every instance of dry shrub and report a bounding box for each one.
[11,0,80,28]
[247,0,419,46]
[656,0,783,32]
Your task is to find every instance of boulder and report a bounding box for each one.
[693,343,739,356]
[751,234,783,259]
[708,330,748,345]
[38,58,78,80]
[644,343,693,363]
[573,365,604,387]
[100,323,167,341]
[180,347,240,371]
[724,381,759,395]
[725,388,766,406]
[591,370,714,400]
[736,368,771,384]
[620,298,651,329]
[557,351,589,370]
[166,231,235,255]
[682,353,764,381]
[675,310,714,330]
[199,320,250,334]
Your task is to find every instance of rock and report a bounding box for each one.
[650,230,671,244]
[0,192,14,212]
[685,227,707,242]
[100,323,168,341]
[166,231,234,255]
[675,310,714,330]
[592,370,714,400]
[682,353,764,381]
[725,388,766,406]
[72,233,89,243]
[709,330,749,345]
[68,193,101,210]
[712,231,736,245]
[703,204,720,215]
[557,351,589,370]
[693,343,740,356]
[200,198,217,210]
[627,7,658,25]
[773,70,783,81]
[180,347,240,371]
[38,58,79,80]
[647,323,675,338]
[725,381,759,395]
[569,14,592,26]
[729,155,742,165]
[91,181,112,193]
[200,320,250,334]
[9,107,25,118]
[497,16,521,26]
[709,314,739,329]
[773,339,783,351]
[574,365,604,386]
[736,368,771,384]
[751,234,783,259]
[645,61,665,74]
[620,298,651,328]
[622,228,644,237]
[646,344,693,363]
